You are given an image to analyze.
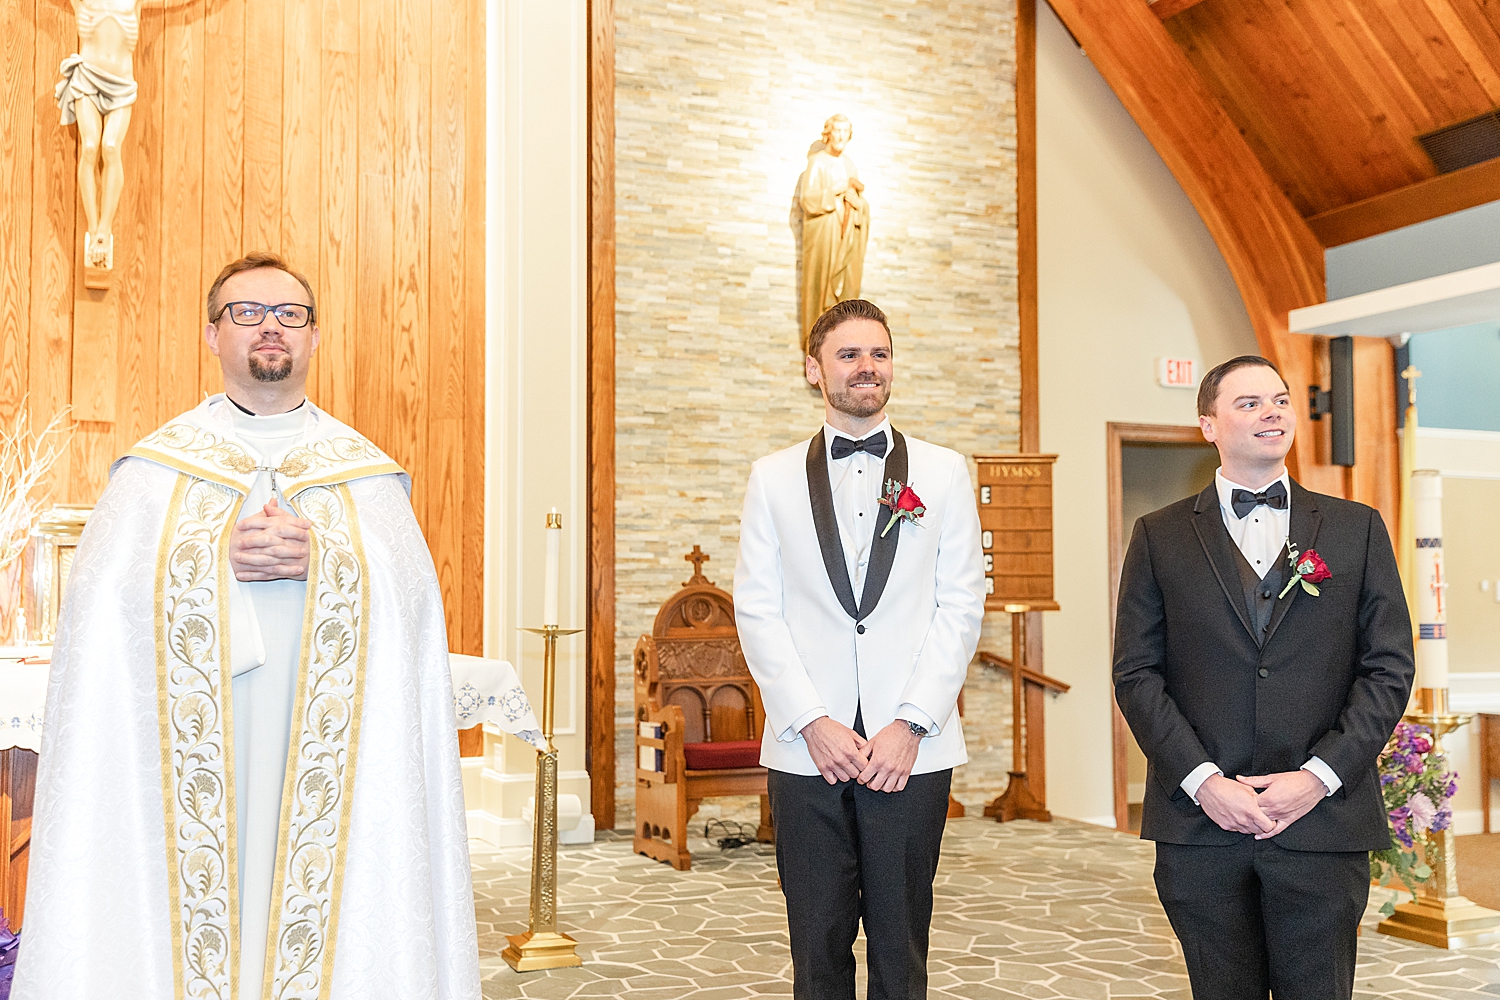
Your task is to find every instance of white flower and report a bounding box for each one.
[1408,792,1437,833]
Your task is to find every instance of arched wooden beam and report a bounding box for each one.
[1047,0,1396,520]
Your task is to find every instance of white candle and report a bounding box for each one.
[543,508,561,627]
[1412,471,1449,691]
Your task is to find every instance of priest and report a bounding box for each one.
[14,252,481,1000]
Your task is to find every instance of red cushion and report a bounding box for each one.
[682,739,761,770]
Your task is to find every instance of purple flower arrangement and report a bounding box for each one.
[1369,722,1458,916]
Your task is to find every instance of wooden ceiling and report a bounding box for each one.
[1149,0,1500,245]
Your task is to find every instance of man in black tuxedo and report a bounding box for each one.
[1114,355,1413,1000]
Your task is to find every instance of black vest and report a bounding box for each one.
[1231,542,1287,646]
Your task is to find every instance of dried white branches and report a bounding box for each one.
[0,404,72,573]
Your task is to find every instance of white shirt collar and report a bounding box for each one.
[1215,467,1291,518]
[824,416,892,462]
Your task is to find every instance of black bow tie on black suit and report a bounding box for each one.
[830,431,888,460]
[1231,480,1287,519]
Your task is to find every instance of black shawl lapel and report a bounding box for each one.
[806,431,859,619]
[1191,482,1257,644]
[1264,480,1322,646]
[855,429,907,621]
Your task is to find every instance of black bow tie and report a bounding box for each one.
[1231,481,1287,519]
[830,431,887,461]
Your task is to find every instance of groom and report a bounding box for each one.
[735,299,986,999]
[1114,355,1413,999]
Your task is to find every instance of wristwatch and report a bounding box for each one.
[907,720,928,738]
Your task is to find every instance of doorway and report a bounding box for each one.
[1107,423,1220,832]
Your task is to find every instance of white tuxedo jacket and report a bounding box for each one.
[734,427,987,776]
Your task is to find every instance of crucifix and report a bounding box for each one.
[1401,365,1422,408]
[684,545,711,585]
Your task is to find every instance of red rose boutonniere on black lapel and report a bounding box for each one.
[878,479,925,537]
[1278,546,1332,599]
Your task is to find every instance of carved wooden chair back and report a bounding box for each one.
[635,567,764,745]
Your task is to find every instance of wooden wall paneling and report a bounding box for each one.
[429,0,467,653]
[1016,0,1045,678]
[0,0,33,430]
[355,0,396,467]
[317,0,359,421]
[282,0,323,293]
[392,0,431,534]
[1352,338,1399,535]
[157,4,204,424]
[460,0,486,658]
[91,7,164,491]
[29,0,74,499]
[243,0,284,255]
[7,0,482,668]
[1017,0,1038,456]
[1150,0,1209,18]
[587,0,617,831]
[201,0,246,400]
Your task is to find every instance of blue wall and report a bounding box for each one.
[1326,201,1500,300]
[1407,323,1500,432]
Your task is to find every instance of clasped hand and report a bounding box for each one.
[1197,770,1327,840]
[801,716,922,793]
[229,498,312,582]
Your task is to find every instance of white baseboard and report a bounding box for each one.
[1454,808,1500,836]
[467,810,598,847]
[1073,813,1120,829]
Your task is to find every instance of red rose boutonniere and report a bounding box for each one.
[1278,546,1332,599]
[878,479,926,537]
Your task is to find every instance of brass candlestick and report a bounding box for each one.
[1376,689,1500,949]
[502,623,585,972]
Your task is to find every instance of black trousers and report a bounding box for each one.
[1154,838,1370,1000]
[767,767,951,1000]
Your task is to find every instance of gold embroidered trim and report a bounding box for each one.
[262,484,369,1000]
[155,475,242,1000]
[130,421,401,499]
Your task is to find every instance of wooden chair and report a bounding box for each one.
[634,547,773,870]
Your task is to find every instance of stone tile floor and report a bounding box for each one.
[474,817,1500,999]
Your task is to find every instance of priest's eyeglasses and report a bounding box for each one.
[216,301,315,328]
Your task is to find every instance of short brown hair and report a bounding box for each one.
[806,299,891,362]
[1197,355,1288,416]
[206,251,317,323]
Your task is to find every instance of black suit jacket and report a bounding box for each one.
[1113,480,1414,852]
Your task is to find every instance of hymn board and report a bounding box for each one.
[973,454,1058,612]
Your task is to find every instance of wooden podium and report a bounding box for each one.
[973,454,1066,823]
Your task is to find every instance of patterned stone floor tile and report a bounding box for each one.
[474,817,1500,998]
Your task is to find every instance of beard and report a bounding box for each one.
[248,349,293,383]
[825,372,889,418]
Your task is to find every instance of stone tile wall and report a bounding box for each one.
[614,0,1021,815]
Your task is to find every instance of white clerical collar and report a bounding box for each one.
[1215,468,1290,515]
[824,416,892,462]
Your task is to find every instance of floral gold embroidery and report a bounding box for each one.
[155,476,240,1000]
[263,483,368,1000]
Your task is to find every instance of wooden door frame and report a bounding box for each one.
[1106,421,1212,831]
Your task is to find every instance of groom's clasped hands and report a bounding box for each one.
[801,716,923,792]
[1197,769,1329,839]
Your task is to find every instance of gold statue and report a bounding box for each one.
[797,114,870,351]
[55,0,146,271]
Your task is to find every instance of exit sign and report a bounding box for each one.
[1157,358,1198,388]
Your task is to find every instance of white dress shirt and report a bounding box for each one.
[1180,468,1341,805]
[784,419,938,740]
